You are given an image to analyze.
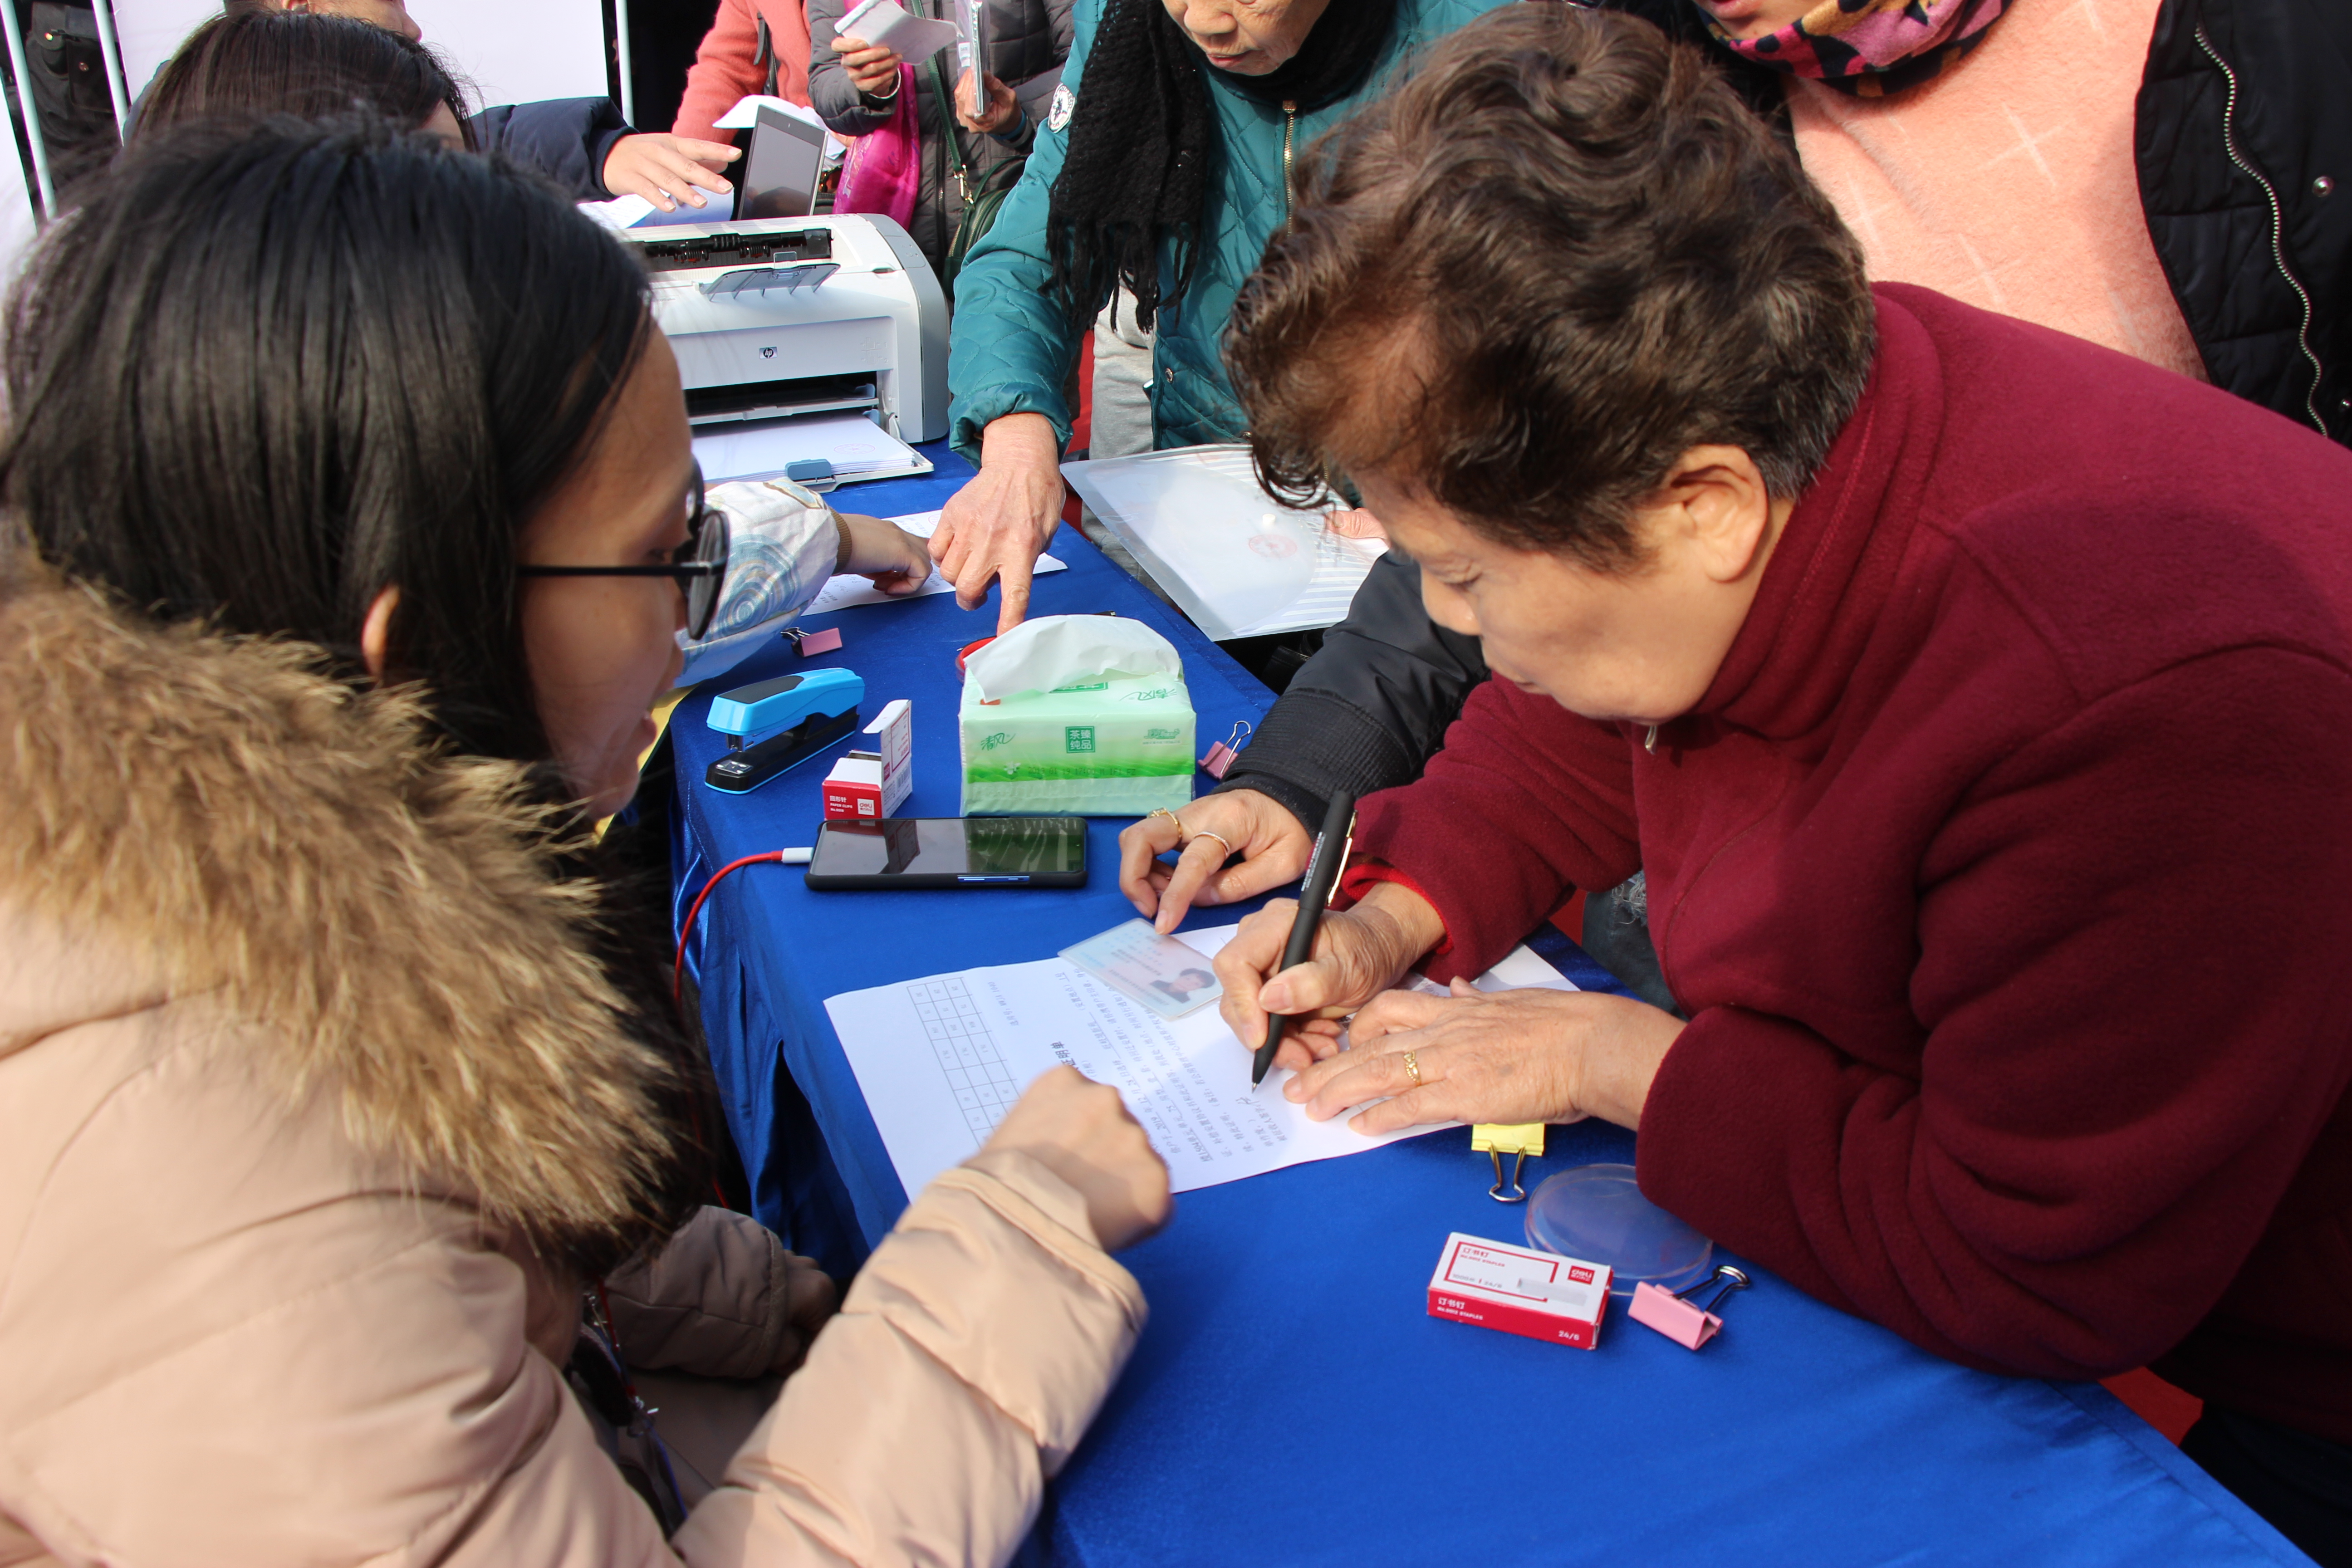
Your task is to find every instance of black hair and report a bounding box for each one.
[142,11,472,144]
[0,112,649,764]
[1230,6,1874,569]
[0,114,725,1267]
[1046,0,1399,333]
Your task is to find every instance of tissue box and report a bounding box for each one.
[959,617,1195,817]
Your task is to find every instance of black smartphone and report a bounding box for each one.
[805,816,1088,890]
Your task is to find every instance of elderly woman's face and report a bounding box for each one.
[1161,0,1334,74]
[1354,452,1786,728]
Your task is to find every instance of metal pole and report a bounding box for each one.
[612,0,635,126]
[89,0,132,138]
[0,0,55,218]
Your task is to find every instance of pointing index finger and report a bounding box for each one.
[1152,833,1230,932]
[995,551,1035,633]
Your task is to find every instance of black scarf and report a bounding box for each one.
[1046,0,1402,333]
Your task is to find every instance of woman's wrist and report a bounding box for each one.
[1352,880,1447,989]
[980,411,1061,469]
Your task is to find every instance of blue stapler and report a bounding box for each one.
[704,667,864,794]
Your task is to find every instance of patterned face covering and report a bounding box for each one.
[1705,0,2013,96]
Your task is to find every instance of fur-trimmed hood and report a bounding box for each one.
[0,567,679,1245]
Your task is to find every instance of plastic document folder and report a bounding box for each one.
[694,411,931,489]
[1061,445,1386,640]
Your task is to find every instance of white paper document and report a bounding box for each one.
[696,412,930,487]
[579,193,657,230]
[1060,444,1388,640]
[712,95,850,164]
[827,926,1578,1199]
[802,510,1065,615]
[836,0,961,60]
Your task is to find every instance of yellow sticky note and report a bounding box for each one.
[1471,1123,1546,1156]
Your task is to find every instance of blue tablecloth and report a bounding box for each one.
[669,444,2309,1567]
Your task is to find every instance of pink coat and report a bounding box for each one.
[0,578,1145,1564]
[675,0,813,143]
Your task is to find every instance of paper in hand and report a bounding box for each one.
[802,511,1065,616]
[1061,918,1225,1019]
[837,0,960,60]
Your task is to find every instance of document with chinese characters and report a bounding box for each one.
[825,925,1576,1199]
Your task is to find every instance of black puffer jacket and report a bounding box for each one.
[2139,0,2352,442]
[1220,0,2352,838]
[808,0,1074,279]
[471,99,634,201]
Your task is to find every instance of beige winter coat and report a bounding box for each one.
[0,576,1145,1566]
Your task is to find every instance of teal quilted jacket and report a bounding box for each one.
[946,0,1511,459]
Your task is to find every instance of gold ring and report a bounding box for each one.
[1401,1051,1422,1087]
[1188,830,1234,859]
[1149,806,1180,826]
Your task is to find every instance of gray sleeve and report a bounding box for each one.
[806,0,900,137]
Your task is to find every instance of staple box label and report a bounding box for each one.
[1426,1233,1611,1350]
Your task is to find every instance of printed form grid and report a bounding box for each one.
[910,977,1019,1145]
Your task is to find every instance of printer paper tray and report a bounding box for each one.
[688,372,879,427]
[695,412,932,492]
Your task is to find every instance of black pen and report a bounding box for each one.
[1253,789,1356,1087]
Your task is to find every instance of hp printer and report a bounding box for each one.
[626,214,949,446]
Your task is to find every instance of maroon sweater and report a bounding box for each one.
[1347,285,2352,1438]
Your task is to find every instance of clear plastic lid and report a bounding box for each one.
[1524,1163,1713,1298]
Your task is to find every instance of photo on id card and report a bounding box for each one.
[1059,919,1224,1019]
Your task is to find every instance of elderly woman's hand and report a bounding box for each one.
[1285,980,1684,1134]
[1118,789,1312,932]
[1211,881,1445,1073]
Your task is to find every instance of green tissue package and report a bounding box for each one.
[959,615,1196,816]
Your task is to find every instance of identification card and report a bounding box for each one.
[1059,918,1223,1019]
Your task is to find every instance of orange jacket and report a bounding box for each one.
[675,0,813,142]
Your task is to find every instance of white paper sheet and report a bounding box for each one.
[579,194,657,230]
[826,926,1578,1199]
[835,0,961,60]
[712,95,850,165]
[1059,445,1387,640]
[802,510,1065,615]
[696,413,928,487]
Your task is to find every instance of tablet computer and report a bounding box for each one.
[734,105,827,221]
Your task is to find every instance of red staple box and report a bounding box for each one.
[1426,1233,1611,1350]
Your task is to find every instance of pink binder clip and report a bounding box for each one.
[784,626,844,657]
[1199,719,1254,779]
[1629,1265,1750,1351]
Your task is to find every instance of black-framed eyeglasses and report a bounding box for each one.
[517,461,731,640]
